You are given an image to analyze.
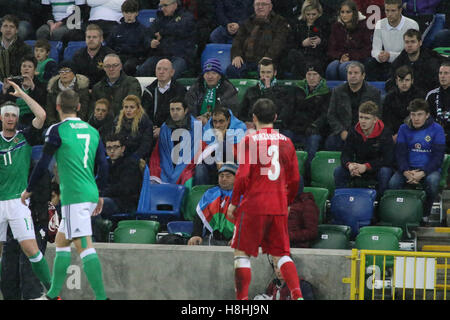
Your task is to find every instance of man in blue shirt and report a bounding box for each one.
[388,98,445,224]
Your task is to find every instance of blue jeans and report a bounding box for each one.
[225,61,258,79]
[325,134,345,151]
[282,130,321,176]
[334,165,393,196]
[388,170,441,216]
[209,25,234,44]
[325,60,353,80]
[136,56,187,80]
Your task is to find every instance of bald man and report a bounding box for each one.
[141,59,187,138]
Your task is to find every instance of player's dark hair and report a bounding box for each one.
[252,98,277,124]
[407,98,430,113]
[56,89,80,114]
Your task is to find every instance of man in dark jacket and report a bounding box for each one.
[0,15,32,81]
[136,0,196,80]
[141,59,187,139]
[426,61,450,152]
[91,53,142,117]
[72,24,115,89]
[388,29,444,93]
[106,0,150,76]
[383,65,424,141]
[185,58,239,120]
[93,133,143,241]
[226,0,290,78]
[326,61,381,151]
[210,0,254,44]
[334,101,394,197]
[0,0,44,40]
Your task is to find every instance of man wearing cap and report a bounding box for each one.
[0,79,52,296]
[187,162,238,246]
[282,61,331,183]
[135,0,196,80]
[185,58,239,125]
[46,60,90,126]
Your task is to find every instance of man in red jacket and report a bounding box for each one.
[227,98,303,300]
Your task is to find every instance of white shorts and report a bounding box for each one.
[59,202,96,240]
[0,198,35,242]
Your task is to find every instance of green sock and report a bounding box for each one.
[47,249,72,299]
[81,249,107,300]
[29,251,52,290]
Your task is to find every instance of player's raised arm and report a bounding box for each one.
[6,79,46,129]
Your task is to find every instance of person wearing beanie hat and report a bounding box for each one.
[187,162,238,246]
[185,58,239,123]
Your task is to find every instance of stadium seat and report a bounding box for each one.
[439,154,450,189]
[137,77,157,93]
[25,40,63,63]
[136,183,186,225]
[310,224,351,249]
[176,77,197,91]
[326,80,344,90]
[63,41,86,61]
[330,188,377,238]
[229,79,259,103]
[113,220,160,244]
[137,9,158,28]
[296,150,307,178]
[368,81,386,97]
[303,187,329,224]
[378,189,426,239]
[167,221,194,236]
[433,47,450,58]
[277,79,301,87]
[200,43,232,73]
[423,14,446,48]
[310,151,342,197]
[183,184,215,221]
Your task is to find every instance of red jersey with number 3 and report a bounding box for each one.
[231,128,300,216]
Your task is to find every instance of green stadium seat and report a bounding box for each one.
[439,154,450,189]
[183,184,215,221]
[310,224,351,249]
[303,187,329,223]
[378,189,425,239]
[277,80,301,87]
[229,79,259,103]
[310,151,342,198]
[176,78,197,91]
[113,220,160,244]
[433,47,450,57]
[296,150,308,178]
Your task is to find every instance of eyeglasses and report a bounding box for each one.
[106,145,122,152]
[159,1,175,7]
[104,63,121,69]
[59,69,72,74]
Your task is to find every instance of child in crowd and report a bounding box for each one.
[34,39,57,84]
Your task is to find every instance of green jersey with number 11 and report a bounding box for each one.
[45,118,100,206]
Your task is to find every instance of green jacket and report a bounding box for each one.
[0,37,32,80]
[91,72,142,117]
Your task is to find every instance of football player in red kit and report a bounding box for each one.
[227,98,303,300]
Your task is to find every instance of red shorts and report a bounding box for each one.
[231,211,291,257]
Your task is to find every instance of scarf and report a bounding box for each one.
[200,80,220,115]
[36,58,54,84]
[258,77,277,92]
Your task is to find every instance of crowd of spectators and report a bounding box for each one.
[0,0,450,244]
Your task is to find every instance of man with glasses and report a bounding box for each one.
[72,24,115,89]
[91,53,142,116]
[136,0,196,80]
[92,132,143,242]
[225,0,290,79]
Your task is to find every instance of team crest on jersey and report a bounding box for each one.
[13,137,19,144]
[425,135,431,142]
[415,143,422,150]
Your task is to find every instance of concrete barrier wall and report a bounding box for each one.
[40,244,352,300]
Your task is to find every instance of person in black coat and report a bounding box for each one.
[334,101,394,197]
[88,98,115,144]
[382,65,425,141]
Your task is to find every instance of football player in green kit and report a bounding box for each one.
[21,89,109,300]
[0,79,52,292]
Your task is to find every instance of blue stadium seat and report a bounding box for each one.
[423,13,446,48]
[24,40,63,63]
[167,221,194,235]
[330,188,377,238]
[200,43,232,73]
[369,81,386,97]
[326,80,344,90]
[63,41,86,61]
[137,9,158,28]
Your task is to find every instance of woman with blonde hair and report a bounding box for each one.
[114,94,153,161]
